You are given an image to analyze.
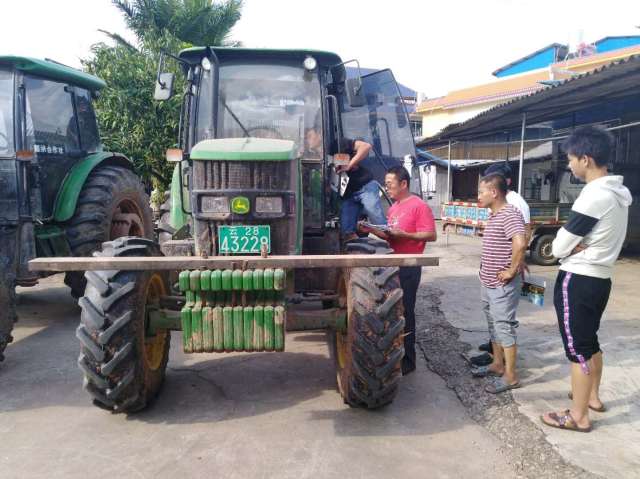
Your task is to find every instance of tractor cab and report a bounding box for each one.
[157,47,419,261]
[0,56,104,224]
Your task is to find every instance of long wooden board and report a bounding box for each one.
[29,254,439,272]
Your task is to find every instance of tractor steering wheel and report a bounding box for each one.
[246,126,284,140]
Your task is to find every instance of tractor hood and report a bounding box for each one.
[190,138,296,161]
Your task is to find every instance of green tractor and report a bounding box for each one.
[0,57,153,361]
[30,48,436,412]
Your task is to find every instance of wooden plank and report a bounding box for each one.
[29,254,439,272]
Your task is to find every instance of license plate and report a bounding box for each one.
[218,225,271,254]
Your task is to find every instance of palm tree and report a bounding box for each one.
[112,0,242,47]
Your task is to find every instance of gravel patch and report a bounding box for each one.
[416,282,601,479]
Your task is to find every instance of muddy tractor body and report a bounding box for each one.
[30,48,437,413]
[0,57,153,361]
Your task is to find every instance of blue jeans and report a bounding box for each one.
[340,180,387,235]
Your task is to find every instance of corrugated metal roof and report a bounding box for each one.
[419,53,640,143]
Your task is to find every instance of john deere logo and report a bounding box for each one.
[231,196,250,214]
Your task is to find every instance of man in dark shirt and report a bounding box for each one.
[334,138,386,242]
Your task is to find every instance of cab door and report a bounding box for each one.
[23,76,81,219]
[0,68,18,225]
[339,69,420,192]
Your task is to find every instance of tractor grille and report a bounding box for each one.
[193,160,291,190]
[191,159,297,257]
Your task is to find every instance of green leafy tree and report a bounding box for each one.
[112,0,242,47]
[82,0,242,191]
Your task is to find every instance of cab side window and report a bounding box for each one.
[0,69,14,156]
[24,76,79,155]
[75,88,100,152]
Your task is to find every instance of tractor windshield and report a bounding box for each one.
[0,69,14,156]
[197,63,322,154]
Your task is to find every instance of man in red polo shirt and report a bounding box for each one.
[359,165,436,374]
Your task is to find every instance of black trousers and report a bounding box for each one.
[399,266,422,371]
[553,270,611,370]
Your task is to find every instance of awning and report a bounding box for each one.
[419,54,640,143]
[416,149,462,171]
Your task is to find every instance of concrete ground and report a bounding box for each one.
[425,231,640,479]
[0,275,516,479]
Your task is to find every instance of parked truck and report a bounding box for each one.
[441,200,572,265]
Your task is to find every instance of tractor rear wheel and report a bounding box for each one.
[329,238,405,408]
[0,261,16,362]
[77,237,170,413]
[64,165,153,298]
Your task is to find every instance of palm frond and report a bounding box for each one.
[112,0,135,18]
[98,29,140,52]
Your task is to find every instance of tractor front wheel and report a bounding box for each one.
[329,238,405,408]
[77,237,170,413]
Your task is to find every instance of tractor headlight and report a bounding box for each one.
[303,56,317,71]
[255,196,283,214]
[201,196,230,214]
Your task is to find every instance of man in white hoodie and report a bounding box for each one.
[541,126,632,433]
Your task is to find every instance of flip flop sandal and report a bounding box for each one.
[471,365,503,378]
[485,377,521,393]
[541,409,592,433]
[567,392,607,412]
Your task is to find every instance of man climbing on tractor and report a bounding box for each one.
[333,136,387,244]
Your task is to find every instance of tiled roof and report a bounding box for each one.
[417,71,549,112]
[417,44,640,114]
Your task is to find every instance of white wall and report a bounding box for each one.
[420,100,506,138]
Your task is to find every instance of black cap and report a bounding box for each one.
[483,162,512,178]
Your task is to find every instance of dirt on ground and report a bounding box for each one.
[416,283,601,479]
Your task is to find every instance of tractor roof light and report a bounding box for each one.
[303,56,317,72]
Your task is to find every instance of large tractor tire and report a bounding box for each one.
[0,262,16,362]
[77,237,170,413]
[64,165,153,298]
[531,233,558,266]
[329,238,405,408]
